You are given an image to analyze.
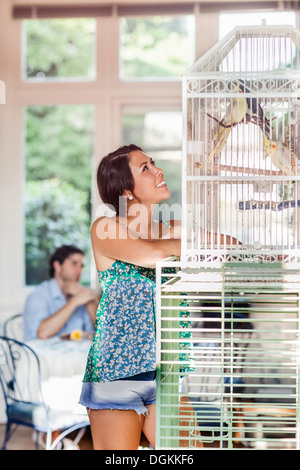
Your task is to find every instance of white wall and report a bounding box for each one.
[0,0,26,320]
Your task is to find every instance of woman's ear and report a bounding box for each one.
[123,190,134,201]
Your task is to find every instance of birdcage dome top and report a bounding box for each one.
[185,25,300,76]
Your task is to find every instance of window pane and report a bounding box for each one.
[23,19,96,81]
[122,109,182,218]
[24,105,95,285]
[120,15,195,79]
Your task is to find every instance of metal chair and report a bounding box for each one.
[3,314,24,341]
[0,336,89,450]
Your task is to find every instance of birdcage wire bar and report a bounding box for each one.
[156,261,300,450]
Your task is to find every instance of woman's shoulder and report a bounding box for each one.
[91,217,119,270]
[91,216,120,237]
[92,215,116,227]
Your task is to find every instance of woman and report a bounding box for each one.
[79,144,181,450]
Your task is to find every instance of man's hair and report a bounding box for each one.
[49,245,84,278]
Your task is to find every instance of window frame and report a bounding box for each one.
[19,12,186,288]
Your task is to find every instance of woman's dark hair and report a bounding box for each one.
[97,144,142,215]
[49,244,84,278]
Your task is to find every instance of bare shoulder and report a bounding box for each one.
[91,216,116,230]
[91,217,119,270]
[91,216,122,240]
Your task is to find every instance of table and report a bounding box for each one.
[25,336,91,416]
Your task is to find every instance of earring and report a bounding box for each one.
[128,195,133,201]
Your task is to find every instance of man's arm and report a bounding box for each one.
[62,281,97,326]
[37,286,97,339]
[23,292,51,341]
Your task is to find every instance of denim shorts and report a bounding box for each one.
[79,371,156,416]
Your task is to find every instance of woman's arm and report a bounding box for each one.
[168,221,241,245]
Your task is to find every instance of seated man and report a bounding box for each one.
[24,244,97,341]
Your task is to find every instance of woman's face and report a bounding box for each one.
[128,150,171,205]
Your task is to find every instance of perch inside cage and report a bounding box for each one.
[182,25,300,269]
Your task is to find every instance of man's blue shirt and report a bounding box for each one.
[23,278,94,341]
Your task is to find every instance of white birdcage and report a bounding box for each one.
[182,25,300,274]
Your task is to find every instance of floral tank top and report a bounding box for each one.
[82,260,157,383]
[82,221,193,383]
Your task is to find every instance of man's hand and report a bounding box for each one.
[63,282,97,307]
[74,287,97,307]
[62,281,85,297]
[37,283,97,340]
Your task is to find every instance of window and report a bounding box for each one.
[23,18,96,81]
[119,15,195,80]
[19,9,195,286]
[24,104,95,285]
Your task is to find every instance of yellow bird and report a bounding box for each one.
[208,80,272,163]
[208,82,248,162]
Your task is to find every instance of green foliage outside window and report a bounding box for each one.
[120,16,195,79]
[23,15,191,284]
[25,180,91,285]
[24,19,96,80]
[25,105,94,285]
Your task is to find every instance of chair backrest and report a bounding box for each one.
[3,314,24,341]
[0,336,43,407]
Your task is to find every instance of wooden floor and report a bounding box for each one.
[0,425,151,450]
